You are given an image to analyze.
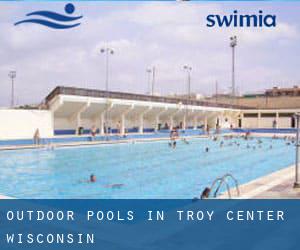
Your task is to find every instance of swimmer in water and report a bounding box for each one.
[200,187,211,199]
[182,138,190,145]
[205,147,209,153]
[90,174,96,183]
[246,144,250,149]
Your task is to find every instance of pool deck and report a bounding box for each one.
[0,134,211,151]
[0,194,14,199]
[0,131,296,151]
[219,165,300,199]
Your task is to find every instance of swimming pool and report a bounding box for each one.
[0,136,295,198]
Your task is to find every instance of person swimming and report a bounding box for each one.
[182,138,190,145]
[90,174,96,183]
[205,147,209,153]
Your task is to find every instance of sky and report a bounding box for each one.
[1,1,300,107]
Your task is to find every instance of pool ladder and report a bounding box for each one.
[209,173,240,199]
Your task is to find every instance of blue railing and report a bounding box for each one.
[233,128,297,134]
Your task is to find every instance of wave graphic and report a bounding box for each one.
[14,4,82,29]
[27,11,82,22]
[14,19,81,29]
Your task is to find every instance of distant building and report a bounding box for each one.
[265,86,300,97]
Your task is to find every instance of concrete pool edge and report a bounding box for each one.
[0,134,213,151]
[0,132,296,151]
[219,165,300,199]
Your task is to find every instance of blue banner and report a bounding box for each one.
[0,199,299,250]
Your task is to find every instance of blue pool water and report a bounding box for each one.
[0,137,295,199]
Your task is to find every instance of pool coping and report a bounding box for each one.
[218,165,297,199]
[0,134,215,151]
[0,132,296,151]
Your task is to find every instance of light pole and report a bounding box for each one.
[152,66,156,96]
[146,68,152,95]
[183,65,192,102]
[146,66,156,95]
[230,36,237,98]
[100,47,114,136]
[215,80,218,103]
[100,47,114,93]
[183,65,192,130]
[8,71,16,108]
[294,113,300,188]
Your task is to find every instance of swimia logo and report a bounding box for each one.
[206,10,276,28]
[14,3,83,29]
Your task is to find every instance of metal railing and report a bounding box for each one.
[209,173,240,198]
[45,86,251,109]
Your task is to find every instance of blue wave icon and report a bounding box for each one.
[14,3,82,29]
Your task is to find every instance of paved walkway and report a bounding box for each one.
[220,166,300,199]
[0,134,211,151]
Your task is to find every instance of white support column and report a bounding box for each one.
[182,115,186,130]
[76,113,81,134]
[169,116,174,130]
[167,108,180,130]
[69,102,90,135]
[240,112,244,128]
[119,105,134,135]
[138,107,152,134]
[193,116,198,130]
[154,107,168,132]
[276,112,279,129]
[138,114,144,134]
[258,112,261,128]
[121,113,125,135]
[204,116,208,131]
[155,115,160,132]
[50,97,64,135]
[99,112,105,135]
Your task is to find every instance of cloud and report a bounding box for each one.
[0,2,300,106]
